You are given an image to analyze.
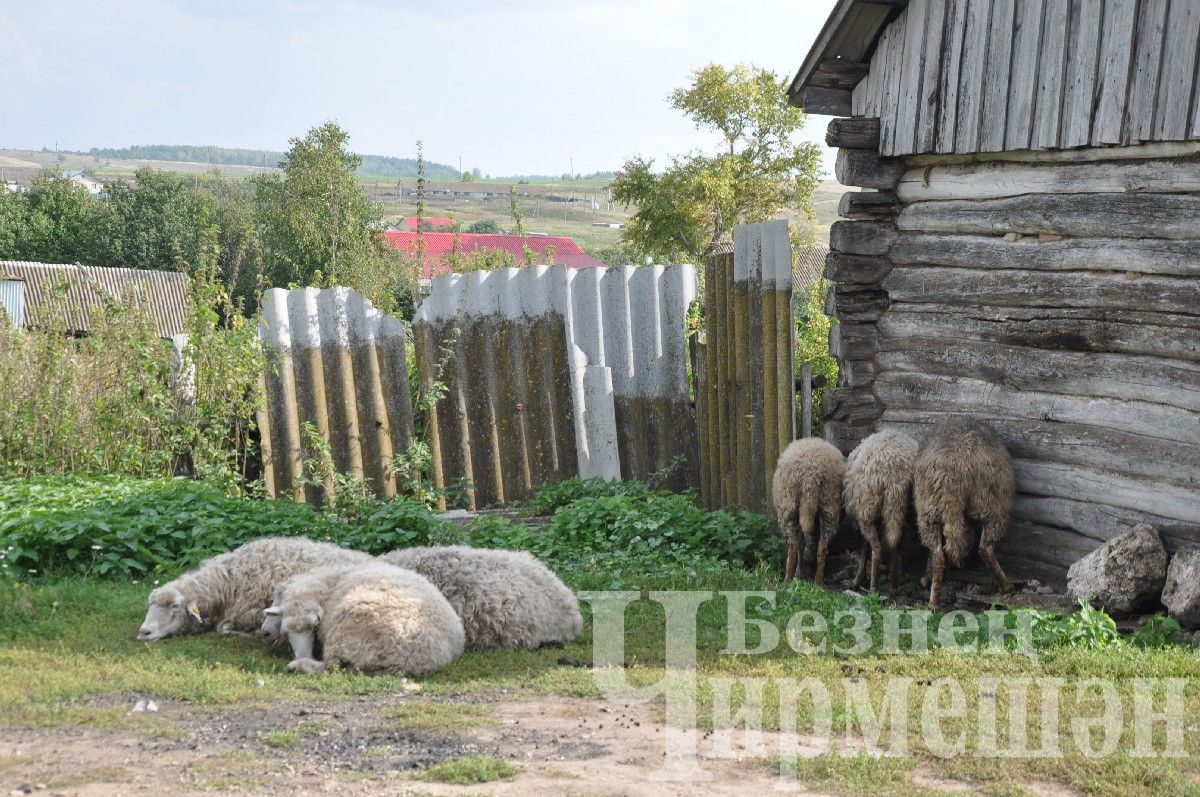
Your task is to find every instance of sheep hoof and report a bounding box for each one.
[287,657,327,675]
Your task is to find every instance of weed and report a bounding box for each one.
[413,755,520,785]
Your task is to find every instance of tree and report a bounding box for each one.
[466,219,500,234]
[610,63,822,263]
[0,171,110,264]
[253,122,398,309]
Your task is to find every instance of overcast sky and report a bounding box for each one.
[0,0,838,176]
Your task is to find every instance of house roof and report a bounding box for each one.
[386,231,604,278]
[786,0,903,115]
[795,243,829,289]
[398,216,456,231]
[0,261,189,337]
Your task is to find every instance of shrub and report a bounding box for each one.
[524,476,650,517]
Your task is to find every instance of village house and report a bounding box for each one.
[386,230,605,281]
[792,0,1200,580]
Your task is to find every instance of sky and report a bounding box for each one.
[0,0,839,177]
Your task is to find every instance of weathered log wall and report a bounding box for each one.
[825,117,1200,581]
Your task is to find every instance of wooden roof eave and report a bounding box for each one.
[787,0,906,116]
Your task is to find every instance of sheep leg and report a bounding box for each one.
[889,547,903,595]
[978,531,1015,594]
[852,538,869,588]
[784,535,800,582]
[813,527,829,586]
[287,629,318,662]
[927,525,946,610]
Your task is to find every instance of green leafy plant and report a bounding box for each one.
[523,476,651,516]
[1130,614,1187,648]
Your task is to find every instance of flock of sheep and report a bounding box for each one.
[773,417,1016,609]
[137,540,583,676]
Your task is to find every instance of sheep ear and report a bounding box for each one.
[264,606,281,617]
[187,603,203,624]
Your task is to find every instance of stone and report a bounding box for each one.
[1066,524,1168,616]
[1161,545,1200,629]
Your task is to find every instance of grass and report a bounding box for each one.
[412,755,521,785]
[382,700,495,733]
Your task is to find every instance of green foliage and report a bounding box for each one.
[1025,601,1123,650]
[0,171,109,263]
[253,122,401,310]
[413,755,520,785]
[1130,614,1187,648]
[588,242,645,267]
[0,476,455,579]
[466,219,501,234]
[86,144,461,179]
[794,277,838,434]
[611,63,823,262]
[524,476,650,516]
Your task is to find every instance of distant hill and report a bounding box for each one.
[85,144,460,179]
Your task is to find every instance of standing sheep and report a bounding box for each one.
[771,438,846,584]
[914,418,1016,609]
[378,546,582,650]
[265,562,465,675]
[844,429,919,594]
[136,537,372,641]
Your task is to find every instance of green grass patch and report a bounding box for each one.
[382,700,495,733]
[413,755,520,785]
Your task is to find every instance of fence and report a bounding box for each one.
[414,264,698,509]
[257,287,415,502]
[695,221,795,513]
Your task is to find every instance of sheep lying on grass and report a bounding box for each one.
[914,418,1016,609]
[137,537,372,641]
[378,546,581,650]
[844,429,919,594]
[771,438,846,584]
[266,562,465,675]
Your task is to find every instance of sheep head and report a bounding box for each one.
[138,586,206,641]
[259,606,285,647]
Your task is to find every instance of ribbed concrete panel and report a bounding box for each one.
[258,287,414,503]
[415,263,698,508]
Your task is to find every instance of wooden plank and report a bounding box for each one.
[1153,0,1200,140]
[979,0,1016,153]
[827,117,881,149]
[876,336,1200,412]
[882,264,1200,315]
[879,302,1200,362]
[1005,0,1045,150]
[954,0,992,153]
[937,0,969,153]
[834,148,905,189]
[803,86,853,115]
[880,16,907,155]
[1091,0,1137,145]
[1060,0,1102,148]
[1032,0,1069,148]
[908,138,1200,166]
[852,77,869,117]
[892,0,929,156]
[915,0,948,153]
[897,193,1200,239]
[871,371,1200,447]
[881,408,1200,488]
[890,232,1200,277]
[895,157,1200,202]
[1124,0,1169,144]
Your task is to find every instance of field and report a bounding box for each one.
[1,477,1198,796]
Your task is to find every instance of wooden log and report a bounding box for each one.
[1010,494,1200,550]
[881,408,1200,489]
[890,232,1200,277]
[826,117,881,149]
[838,190,900,219]
[812,60,870,90]
[829,220,897,256]
[840,359,878,390]
[882,265,1200,316]
[829,285,890,323]
[880,303,1200,363]
[876,337,1200,413]
[835,148,905,191]
[803,86,852,116]
[895,158,1200,202]
[823,386,881,425]
[832,323,881,364]
[899,193,1200,239]
[871,371,1200,446]
[822,252,892,284]
[1012,458,1200,524]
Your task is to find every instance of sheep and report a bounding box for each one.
[844,429,919,594]
[264,561,465,676]
[914,417,1016,609]
[136,537,372,642]
[771,438,846,584]
[377,546,582,650]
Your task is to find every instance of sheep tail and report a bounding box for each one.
[942,508,971,568]
[797,483,821,538]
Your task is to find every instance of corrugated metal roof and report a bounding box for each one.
[794,243,830,289]
[0,261,189,337]
[1,278,24,327]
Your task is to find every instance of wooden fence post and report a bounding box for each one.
[800,364,813,439]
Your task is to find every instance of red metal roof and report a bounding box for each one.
[399,216,455,230]
[386,231,604,278]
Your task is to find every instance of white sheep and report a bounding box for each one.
[771,438,846,584]
[377,545,582,650]
[844,429,919,594]
[137,537,372,641]
[265,561,465,675]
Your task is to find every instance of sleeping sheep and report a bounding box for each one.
[914,417,1016,609]
[771,438,846,584]
[264,561,465,675]
[843,429,919,594]
[136,537,372,641]
[377,546,582,650]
